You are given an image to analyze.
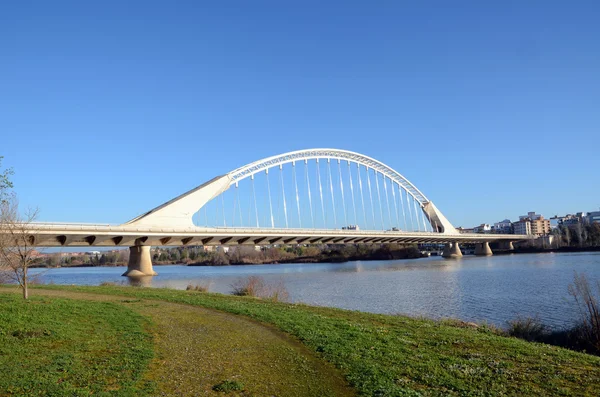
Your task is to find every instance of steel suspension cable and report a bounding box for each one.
[366,166,376,230]
[413,198,421,232]
[383,176,392,230]
[406,189,413,231]
[247,180,252,226]
[316,159,326,228]
[337,159,348,227]
[251,175,259,227]
[327,159,337,228]
[420,205,429,232]
[237,182,243,226]
[399,184,407,231]
[304,159,315,228]
[292,161,301,228]
[357,163,367,229]
[374,170,385,230]
[391,179,400,229]
[215,195,219,227]
[220,194,227,227]
[232,182,238,227]
[266,169,275,228]
[347,161,357,225]
[279,164,289,228]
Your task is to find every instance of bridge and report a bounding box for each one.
[18,149,531,276]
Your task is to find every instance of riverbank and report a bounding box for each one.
[31,244,600,269]
[33,244,425,268]
[511,245,600,254]
[3,285,598,396]
[0,287,352,396]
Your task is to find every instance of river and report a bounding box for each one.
[31,252,600,329]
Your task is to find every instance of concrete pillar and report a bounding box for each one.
[442,243,452,257]
[442,242,463,258]
[498,241,515,251]
[475,242,493,256]
[122,246,157,277]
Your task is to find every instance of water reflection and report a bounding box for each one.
[31,252,600,329]
[127,276,153,288]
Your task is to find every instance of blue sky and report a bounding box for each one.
[1,1,599,228]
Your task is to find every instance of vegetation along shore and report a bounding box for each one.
[1,282,599,396]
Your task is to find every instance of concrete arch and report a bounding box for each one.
[228,149,429,205]
[124,149,458,234]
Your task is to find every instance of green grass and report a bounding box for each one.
[0,294,154,396]
[31,285,600,396]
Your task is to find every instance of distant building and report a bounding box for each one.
[456,227,475,234]
[588,210,600,224]
[342,225,360,230]
[530,217,551,236]
[492,219,513,234]
[557,213,587,226]
[519,212,542,221]
[512,220,532,235]
[473,224,492,234]
[513,214,550,236]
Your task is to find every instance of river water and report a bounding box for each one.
[31,252,600,329]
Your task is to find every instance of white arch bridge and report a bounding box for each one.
[19,149,531,276]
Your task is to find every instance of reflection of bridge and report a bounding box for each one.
[23,149,531,276]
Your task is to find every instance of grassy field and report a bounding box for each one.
[13,284,599,397]
[0,293,154,396]
[0,287,352,396]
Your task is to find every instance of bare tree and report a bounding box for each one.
[0,156,14,204]
[569,272,600,352]
[0,197,39,299]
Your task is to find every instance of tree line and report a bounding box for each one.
[551,223,600,248]
[153,243,422,266]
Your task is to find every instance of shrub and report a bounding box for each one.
[505,273,600,356]
[231,276,264,297]
[568,272,600,353]
[507,316,547,341]
[212,379,244,392]
[230,276,289,302]
[185,281,210,292]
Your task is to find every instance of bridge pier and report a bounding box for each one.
[498,241,515,251]
[475,242,493,256]
[442,242,463,259]
[122,246,157,277]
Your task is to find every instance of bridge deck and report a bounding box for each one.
[24,223,532,247]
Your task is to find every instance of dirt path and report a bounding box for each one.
[2,288,354,397]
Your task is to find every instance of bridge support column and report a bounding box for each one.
[498,241,515,251]
[475,242,493,256]
[122,246,157,277]
[442,242,463,259]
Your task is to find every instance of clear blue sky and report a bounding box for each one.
[1,1,599,228]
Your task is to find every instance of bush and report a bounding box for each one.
[212,379,244,392]
[231,276,264,297]
[568,272,600,353]
[507,316,547,341]
[185,281,210,292]
[230,276,289,302]
[506,273,600,356]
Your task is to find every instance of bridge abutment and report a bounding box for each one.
[475,242,493,256]
[442,242,463,259]
[122,246,157,277]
